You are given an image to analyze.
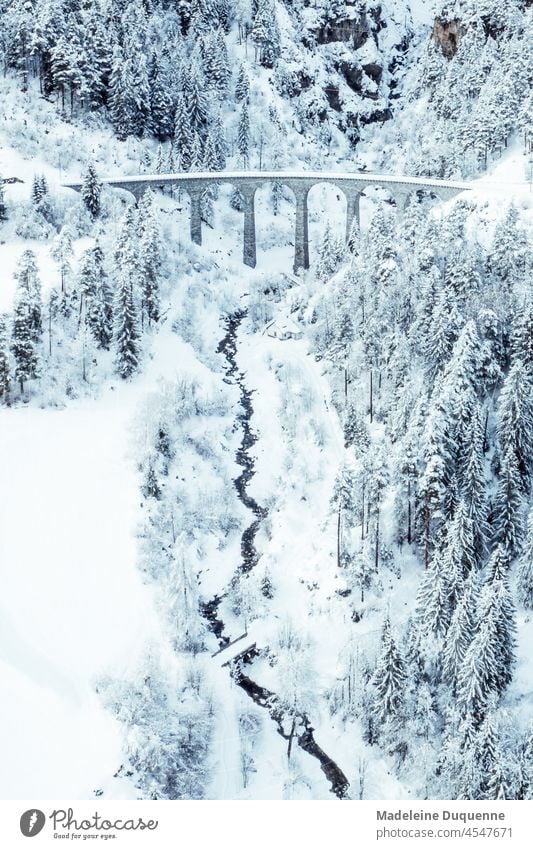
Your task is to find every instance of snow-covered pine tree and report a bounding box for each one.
[51,226,74,296]
[489,204,528,287]
[415,548,452,641]
[235,63,249,102]
[393,433,418,546]
[442,576,477,694]
[113,270,141,379]
[81,163,102,218]
[370,616,407,739]
[0,315,11,403]
[77,246,98,322]
[14,249,42,342]
[497,358,533,493]
[315,221,344,281]
[108,45,130,140]
[0,175,7,221]
[511,297,533,372]
[485,545,517,691]
[457,551,516,725]
[209,112,227,170]
[517,509,533,609]
[251,0,281,68]
[82,239,113,350]
[425,287,463,381]
[206,29,230,98]
[11,284,40,394]
[149,51,174,142]
[238,101,250,167]
[460,402,488,558]
[127,50,151,138]
[493,448,525,557]
[417,396,453,566]
[187,55,209,135]
[139,196,162,327]
[344,403,370,452]
[174,92,193,171]
[230,186,244,211]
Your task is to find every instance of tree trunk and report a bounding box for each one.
[337,505,342,569]
[374,513,380,572]
[407,479,412,544]
[287,717,296,761]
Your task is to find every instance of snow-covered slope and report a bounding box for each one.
[0,0,531,803]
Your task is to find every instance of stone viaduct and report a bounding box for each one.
[63,171,471,273]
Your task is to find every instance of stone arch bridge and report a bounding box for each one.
[63,171,471,272]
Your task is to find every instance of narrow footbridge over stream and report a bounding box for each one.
[63,170,472,272]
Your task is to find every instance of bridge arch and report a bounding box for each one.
[245,180,298,269]
[306,181,349,266]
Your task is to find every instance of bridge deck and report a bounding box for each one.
[63,170,472,193]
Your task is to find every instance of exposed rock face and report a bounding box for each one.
[338,60,363,92]
[315,14,369,48]
[325,84,342,111]
[432,17,463,58]
[362,62,382,84]
[359,107,392,126]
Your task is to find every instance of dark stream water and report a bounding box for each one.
[202,311,349,799]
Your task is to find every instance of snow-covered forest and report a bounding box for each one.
[0,0,531,801]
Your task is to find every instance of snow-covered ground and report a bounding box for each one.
[0,2,531,798]
[0,388,160,798]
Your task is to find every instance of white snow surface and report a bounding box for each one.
[0,32,531,799]
[0,389,161,798]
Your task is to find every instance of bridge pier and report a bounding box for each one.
[293,186,310,273]
[189,189,202,246]
[394,190,413,219]
[242,186,257,268]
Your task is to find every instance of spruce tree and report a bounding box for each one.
[371,617,407,735]
[517,509,533,609]
[230,186,244,211]
[109,46,130,140]
[235,63,250,102]
[461,403,488,558]
[11,285,39,393]
[208,29,230,98]
[415,549,452,639]
[149,52,174,142]
[81,163,102,218]
[485,545,517,691]
[174,93,193,171]
[238,101,250,167]
[114,271,141,379]
[442,581,477,694]
[251,0,281,68]
[187,58,209,134]
[316,221,344,281]
[14,250,42,342]
[497,359,533,492]
[493,449,524,557]
[51,227,74,295]
[139,200,162,327]
[122,44,151,137]
[0,176,7,221]
[0,315,11,403]
[511,298,533,372]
